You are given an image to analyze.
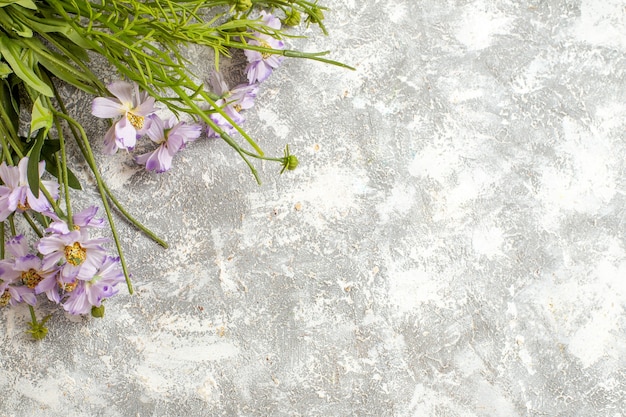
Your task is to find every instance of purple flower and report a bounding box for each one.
[38,228,108,284]
[47,206,105,238]
[62,256,124,315]
[0,259,36,307]
[0,157,59,221]
[91,81,156,153]
[206,72,258,138]
[244,12,285,83]
[4,235,61,303]
[135,115,202,173]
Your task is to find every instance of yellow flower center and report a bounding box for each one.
[64,242,87,266]
[21,269,43,289]
[17,201,30,211]
[127,112,145,129]
[260,41,272,59]
[234,104,242,112]
[58,279,77,293]
[0,289,10,307]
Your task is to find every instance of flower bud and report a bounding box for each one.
[307,6,325,24]
[286,155,299,171]
[234,0,252,11]
[283,9,302,27]
[91,304,105,318]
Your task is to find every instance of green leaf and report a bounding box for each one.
[0,0,37,10]
[0,35,53,97]
[26,130,44,196]
[30,95,52,135]
[0,61,12,78]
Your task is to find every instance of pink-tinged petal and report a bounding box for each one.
[260,11,281,29]
[145,115,165,143]
[107,81,134,105]
[0,162,19,188]
[82,237,109,249]
[134,151,152,166]
[42,180,59,199]
[166,134,185,155]
[76,251,106,280]
[16,288,37,306]
[265,55,284,69]
[244,49,263,63]
[41,252,63,271]
[92,97,125,118]
[14,254,41,272]
[35,274,57,294]
[17,157,29,184]
[63,285,91,315]
[46,220,71,235]
[26,191,51,214]
[145,148,166,173]
[209,71,230,97]
[103,124,119,155]
[155,146,174,172]
[115,117,137,149]
[0,200,12,222]
[5,235,28,258]
[246,62,273,84]
[133,96,156,116]
[8,188,25,212]
[74,206,104,229]
[38,235,64,255]
[45,288,61,304]
[60,263,80,281]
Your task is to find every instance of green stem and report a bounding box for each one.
[54,112,133,294]
[170,85,262,184]
[22,212,43,239]
[102,185,168,248]
[51,86,167,248]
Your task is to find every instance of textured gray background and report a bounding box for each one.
[2,0,626,416]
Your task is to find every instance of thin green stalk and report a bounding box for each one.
[170,85,262,184]
[22,212,43,239]
[54,112,133,293]
[51,108,73,229]
[51,84,167,248]
[102,184,168,248]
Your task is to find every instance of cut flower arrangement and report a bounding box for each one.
[0,0,350,339]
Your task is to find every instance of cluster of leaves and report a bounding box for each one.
[0,0,349,337]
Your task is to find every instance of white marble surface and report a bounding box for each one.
[2,1,626,416]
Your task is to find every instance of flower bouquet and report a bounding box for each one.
[0,0,350,338]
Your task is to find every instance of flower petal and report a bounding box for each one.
[92,97,125,118]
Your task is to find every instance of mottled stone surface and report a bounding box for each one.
[2,1,626,416]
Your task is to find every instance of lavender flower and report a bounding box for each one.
[38,228,108,284]
[244,12,285,84]
[62,256,124,315]
[0,157,59,221]
[91,81,156,153]
[47,206,106,238]
[0,259,36,307]
[135,115,202,173]
[206,71,258,138]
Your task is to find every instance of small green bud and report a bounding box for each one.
[283,9,302,27]
[26,314,51,340]
[91,304,105,318]
[306,6,325,25]
[286,155,299,171]
[27,325,48,340]
[234,0,252,11]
